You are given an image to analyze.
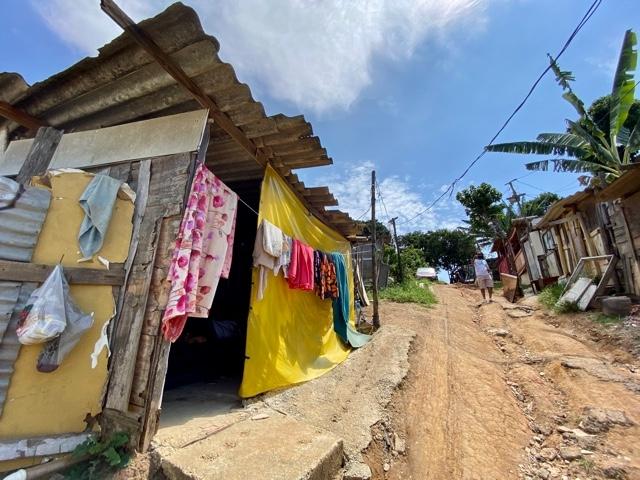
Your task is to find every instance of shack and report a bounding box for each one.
[0,2,363,470]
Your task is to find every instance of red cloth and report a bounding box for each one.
[287,239,315,291]
[498,256,509,274]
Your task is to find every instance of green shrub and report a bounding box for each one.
[538,283,565,310]
[554,300,581,314]
[379,280,437,306]
[66,432,130,479]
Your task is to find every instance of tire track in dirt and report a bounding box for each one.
[371,285,640,479]
[378,285,530,480]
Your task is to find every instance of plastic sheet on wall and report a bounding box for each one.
[239,166,354,398]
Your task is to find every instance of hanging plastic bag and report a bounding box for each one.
[37,290,94,372]
[17,265,68,345]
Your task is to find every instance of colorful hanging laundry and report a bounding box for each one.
[253,220,280,300]
[314,251,339,300]
[287,239,314,291]
[331,252,371,348]
[274,234,292,277]
[162,163,238,342]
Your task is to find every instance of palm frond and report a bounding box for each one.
[627,114,640,151]
[535,133,590,153]
[486,135,587,157]
[562,91,586,117]
[524,158,619,175]
[610,30,638,138]
[567,120,619,166]
[548,54,575,91]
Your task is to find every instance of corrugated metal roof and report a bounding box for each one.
[0,2,356,236]
[537,189,594,229]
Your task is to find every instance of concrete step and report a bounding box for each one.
[158,412,343,480]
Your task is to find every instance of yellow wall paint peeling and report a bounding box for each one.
[0,172,133,448]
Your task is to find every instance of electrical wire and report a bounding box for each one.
[375,179,391,222]
[399,0,602,226]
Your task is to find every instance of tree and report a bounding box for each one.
[521,192,561,217]
[456,183,504,240]
[356,219,391,244]
[401,229,476,274]
[581,95,640,140]
[485,30,639,182]
[385,245,425,280]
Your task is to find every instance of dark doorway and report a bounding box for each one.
[159,179,260,426]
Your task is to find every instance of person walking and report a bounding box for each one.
[473,252,493,303]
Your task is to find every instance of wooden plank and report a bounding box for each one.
[0,432,92,461]
[0,101,47,131]
[16,126,62,184]
[105,218,162,412]
[105,154,192,417]
[100,0,267,167]
[0,260,125,285]
[115,159,150,320]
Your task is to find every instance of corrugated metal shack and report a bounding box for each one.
[0,1,360,470]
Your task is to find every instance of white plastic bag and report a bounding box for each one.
[17,265,68,345]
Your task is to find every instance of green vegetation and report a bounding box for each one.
[554,300,581,314]
[66,432,130,479]
[379,279,437,306]
[456,182,560,244]
[538,283,580,314]
[401,229,476,279]
[538,283,565,310]
[591,313,624,325]
[486,30,639,183]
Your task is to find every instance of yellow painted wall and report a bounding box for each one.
[0,172,133,469]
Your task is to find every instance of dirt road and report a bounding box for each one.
[371,285,640,480]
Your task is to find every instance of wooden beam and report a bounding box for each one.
[0,100,47,131]
[16,126,63,184]
[100,0,266,167]
[0,260,125,285]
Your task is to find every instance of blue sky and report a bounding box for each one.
[1,0,639,235]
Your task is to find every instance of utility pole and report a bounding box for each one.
[505,179,525,214]
[371,170,380,329]
[390,217,403,283]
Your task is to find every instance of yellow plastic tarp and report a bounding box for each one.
[239,166,353,398]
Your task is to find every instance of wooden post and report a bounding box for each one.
[371,170,380,329]
[390,217,403,283]
[16,126,62,184]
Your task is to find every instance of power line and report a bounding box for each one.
[400,0,602,225]
[375,179,391,222]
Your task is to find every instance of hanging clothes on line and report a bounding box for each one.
[162,163,238,342]
[314,251,339,300]
[331,252,371,348]
[274,234,292,278]
[287,239,314,291]
[252,220,283,300]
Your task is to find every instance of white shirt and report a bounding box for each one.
[474,259,490,277]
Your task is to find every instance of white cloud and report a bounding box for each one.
[30,0,490,113]
[307,161,466,234]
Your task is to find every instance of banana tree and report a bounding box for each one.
[485,30,639,182]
